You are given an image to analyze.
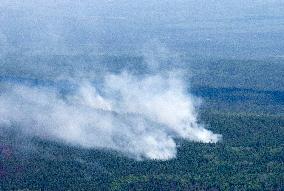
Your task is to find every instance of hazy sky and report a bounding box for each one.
[0,0,284,57]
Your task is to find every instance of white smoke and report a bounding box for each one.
[0,66,221,160]
[0,1,222,159]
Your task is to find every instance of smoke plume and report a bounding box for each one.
[0,55,221,160]
[0,1,222,160]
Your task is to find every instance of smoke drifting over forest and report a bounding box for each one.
[0,50,222,160]
[0,0,234,160]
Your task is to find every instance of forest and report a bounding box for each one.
[0,55,283,190]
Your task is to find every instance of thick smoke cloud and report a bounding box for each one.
[0,60,221,160]
[0,0,223,160]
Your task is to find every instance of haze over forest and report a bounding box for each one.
[0,0,284,58]
[0,1,283,190]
